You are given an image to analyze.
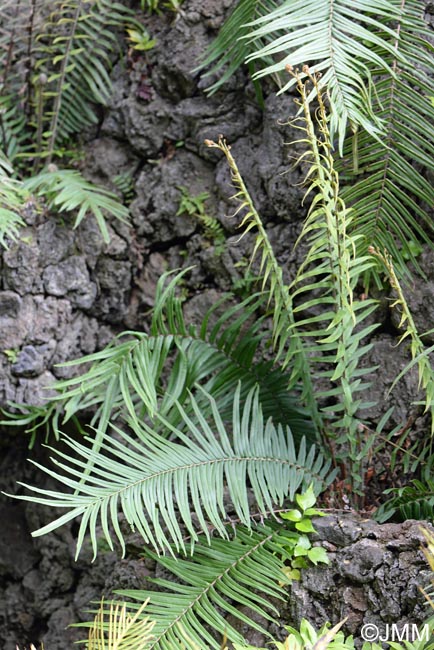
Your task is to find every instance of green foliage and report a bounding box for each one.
[1,268,315,449]
[206,69,379,494]
[127,27,157,51]
[375,479,434,523]
[371,249,434,434]
[234,618,434,650]
[23,167,130,243]
[199,0,434,285]
[0,0,138,164]
[196,0,279,95]
[10,386,333,559]
[74,491,329,650]
[4,8,434,644]
[0,165,26,248]
[177,185,226,253]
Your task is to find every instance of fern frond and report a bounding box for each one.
[116,523,303,650]
[375,479,434,523]
[0,158,26,247]
[86,598,156,650]
[3,269,314,446]
[371,248,434,434]
[33,0,137,161]
[205,137,323,439]
[283,71,379,490]
[10,385,335,558]
[196,0,279,95]
[243,0,419,148]
[340,10,434,282]
[23,167,129,242]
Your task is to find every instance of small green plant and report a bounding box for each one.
[140,0,183,13]
[127,27,157,51]
[177,185,226,254]
[2,348,19,363]
[113,171,136,206]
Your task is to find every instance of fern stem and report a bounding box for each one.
[25,0,37,120]
[46,0,83,163]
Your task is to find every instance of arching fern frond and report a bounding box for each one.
[23,167,130,243]
[10,385,335,558]
[244,0,408,147]
[115,523,306,650]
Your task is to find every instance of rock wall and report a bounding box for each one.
[1,0,434,648]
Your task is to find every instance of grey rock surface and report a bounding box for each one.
[286,515,433,641]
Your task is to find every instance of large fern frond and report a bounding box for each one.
[245,0,410,145]
[115,523,303,650]
[10,386,335,558]
[339,9,434,281]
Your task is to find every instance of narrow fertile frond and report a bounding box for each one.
[205,137,323,438]
[10,386,334,558]
[284,71,379,490]
[370,248,434,433]
[116,524,302,650]
[23,168,130,242]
